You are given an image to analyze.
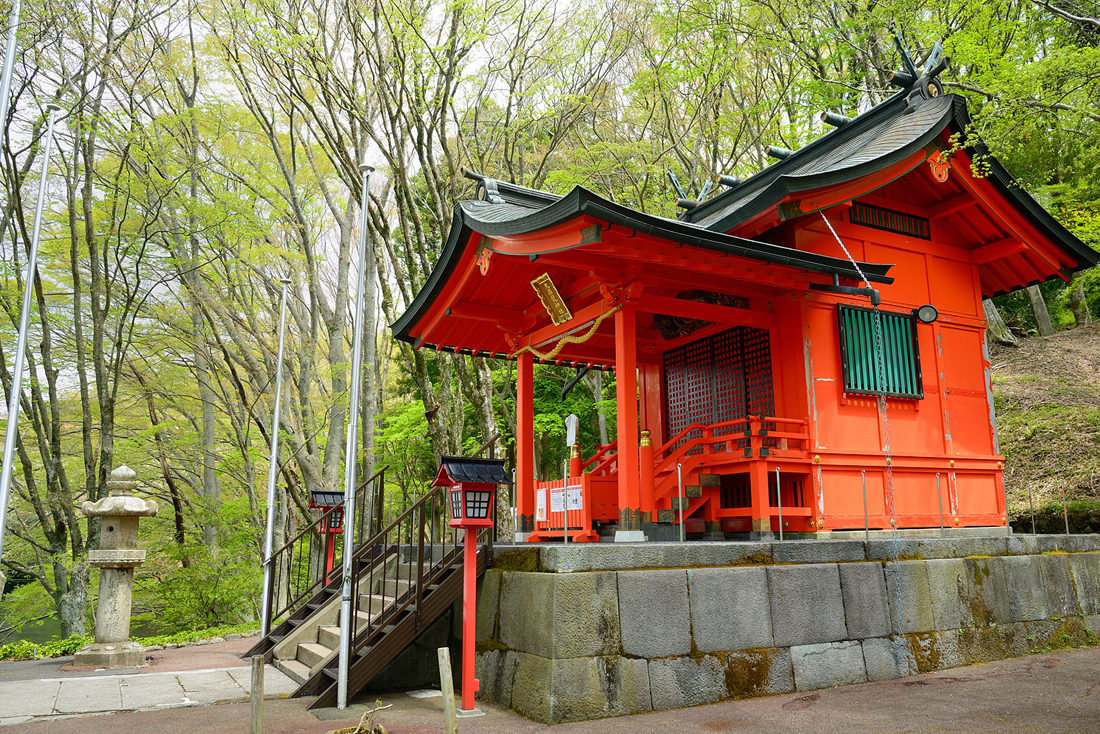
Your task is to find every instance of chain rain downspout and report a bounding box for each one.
[818,211,906,653]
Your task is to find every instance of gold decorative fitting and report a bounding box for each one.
[954,518,959,525]
[886,457,891,466]
[818,520,825,529]
[814,455,821,463]
[997,462,1002,469]
[1001,516,1006,524]
[950,460,955,467]
[890,518,896,526]
[530,273,573,326]
[640,429,652,448]
[570,443,582,459]
[783,521,788,528]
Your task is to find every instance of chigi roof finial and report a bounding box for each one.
[889,25,951,112]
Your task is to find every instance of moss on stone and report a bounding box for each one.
[475,639,509,654]
[907,632,942,672]
[492,547,543,573]
[716,648,774,699]
[729,551,773,567]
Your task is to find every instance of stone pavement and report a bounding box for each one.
[0,638,296,726]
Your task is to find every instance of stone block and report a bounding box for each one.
[686,542,773,568]
[962,557,1012,626]
[1086,615,1100,640]
[790,640,867,691]
[510,652,552,722]
[767,564,847,647]
[1007,535,1041,556]
[535,542,775,572]
[618,569,691,658]
[648,655,727,711]
[884,561,935,634]
[1068,552,1100,615]
[1039,554,1078,618]
[1001,556,1047,622]
[865,538,925,561]
[688,567,773,651]
[839,562,890,639]
[862,637,914,681]
[476,570,501,643]
[72,641,145,669]
[549,656,651,722]
[926,558,966,630]
[906,630,962,672]
[498,572,553,657]
[950,536,1009,559]
[552,572,620,658]
[724,648,793,698]
[772,540,865,564]
[475,649,516,706]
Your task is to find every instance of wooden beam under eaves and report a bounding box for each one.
[635,294,778,330]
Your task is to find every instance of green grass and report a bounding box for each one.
[0,622,260,661]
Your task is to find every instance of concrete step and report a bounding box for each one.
[275,657,311,685]
[376,578,413,597]
[297,641,333,669]
[357,593,392,616]
[317,625,341,649]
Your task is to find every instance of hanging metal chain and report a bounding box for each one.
[819,212,906,647]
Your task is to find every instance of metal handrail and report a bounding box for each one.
[310,482,494,692]
[263,466,389,629]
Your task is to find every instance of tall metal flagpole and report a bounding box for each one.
[0,102,61,572]
[260,277,293,637]
[0,0,23,153]
[337,163,373,709]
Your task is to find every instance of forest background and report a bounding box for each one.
[1,0,1099,644]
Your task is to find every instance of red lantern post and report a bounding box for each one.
[432,457,512,714]
[309,490,345,584]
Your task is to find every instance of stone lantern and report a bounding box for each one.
[73,465,158,668]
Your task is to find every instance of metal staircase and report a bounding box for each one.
[245,473,493,709]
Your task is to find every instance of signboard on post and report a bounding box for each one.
[565,414,578,449]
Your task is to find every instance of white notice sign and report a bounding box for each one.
[567,485,583,510]
[536,488,547,521]
[550,486,565,513]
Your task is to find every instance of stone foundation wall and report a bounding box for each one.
[474,535,1100,723]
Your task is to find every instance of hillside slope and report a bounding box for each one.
[990,322,1100,516]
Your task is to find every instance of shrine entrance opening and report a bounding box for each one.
[663,326,775,452]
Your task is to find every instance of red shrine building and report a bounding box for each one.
[392,86,1098,542]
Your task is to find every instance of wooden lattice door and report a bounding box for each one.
[663,327,775,452]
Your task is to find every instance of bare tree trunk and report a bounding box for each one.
[584,370,609,445]
[1069,278,1091,325]
[1026,285,1056,336]
[984,299,1018,346]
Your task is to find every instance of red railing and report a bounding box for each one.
[651,417,810,501]
[582,440,618,476]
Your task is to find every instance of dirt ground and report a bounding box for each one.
[989,321,1100,512]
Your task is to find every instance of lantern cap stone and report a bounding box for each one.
[108,465,139,496]
[81,466,159,517]
[432,456,512,487]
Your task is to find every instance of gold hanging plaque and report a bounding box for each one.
[530,273,572,326]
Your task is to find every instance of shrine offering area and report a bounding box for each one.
[474,536,1100,724]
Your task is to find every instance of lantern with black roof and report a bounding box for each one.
[309,489,345,582]
[433,456,512,529]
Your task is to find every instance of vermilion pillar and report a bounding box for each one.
[516,351,534,540]
[614,303,643,541]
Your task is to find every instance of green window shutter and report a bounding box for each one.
[837,305,923,399]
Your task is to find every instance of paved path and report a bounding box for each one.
[0,638,296,726]
[1,642,1098,732]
